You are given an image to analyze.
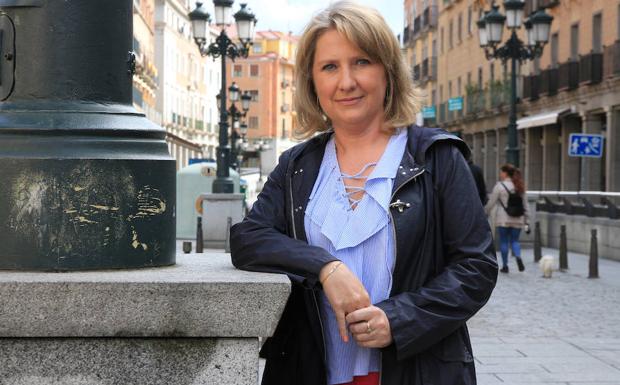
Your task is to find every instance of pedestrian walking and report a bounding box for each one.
[485,163,530,273]
[230,2,497,384]
[468,160,488,205]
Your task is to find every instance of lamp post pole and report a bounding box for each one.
[477,1,553,168]
[189,1,256,193]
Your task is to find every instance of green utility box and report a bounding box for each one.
[176,162,240,239]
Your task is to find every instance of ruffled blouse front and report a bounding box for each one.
[303,128,407,385]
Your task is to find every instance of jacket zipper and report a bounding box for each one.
[289,171,327,365]
[388,168,426,270]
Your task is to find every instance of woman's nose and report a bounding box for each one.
[338,67,357,92]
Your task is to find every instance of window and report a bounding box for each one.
[478,67,483,89]
[439,85,443,102]
[458,13,462,43]
[457,77,461,96]
[249,90,259,102]
[440,27,444,53]
[431,89,436,106]
[449,20,453,48]
[253,44,263,54]
[593,13,602,53]
[467,72,471,87]
[551,33,559,68]
[233,65,243,77]
[250,64,259,77]
[570,23,579,60]
[490,62,495,82]
[448,80,452,98]
[467,6,473,35]
[249,116,259,129]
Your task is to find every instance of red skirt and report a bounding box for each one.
[340,372,379,385]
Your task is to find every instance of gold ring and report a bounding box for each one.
[366,321,373,334]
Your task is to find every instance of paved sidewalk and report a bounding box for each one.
[469,248,620,385]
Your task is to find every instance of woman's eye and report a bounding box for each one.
[356,58,371,65]
[322,63,336,71]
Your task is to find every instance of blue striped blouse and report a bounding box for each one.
[304,128,407,385]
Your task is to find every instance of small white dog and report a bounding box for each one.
[539,255,555,278]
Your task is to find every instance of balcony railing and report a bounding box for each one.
[413,16,421,37]
[489,80,511,108]
[540,68,559,96]
[421,5,438,31]
[419,57,437,84]
[558,60,579,91]
[579,52,603,85]
[412,64,421,82]
[402,26,410,46]
[466,86,486,115]
[603,40,620,78]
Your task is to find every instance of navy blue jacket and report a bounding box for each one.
[231,126,498,385]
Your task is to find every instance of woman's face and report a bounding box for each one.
[311,29,388,131]
[500,170,508,179]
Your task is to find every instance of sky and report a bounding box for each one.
[234,0,403,37]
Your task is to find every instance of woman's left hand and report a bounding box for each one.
[345,305,393,348]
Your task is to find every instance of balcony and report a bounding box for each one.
[281,79,290,89]
[412,64,421,82]
[280,103,290,113]
[540,68,559,96]
[421,5,438,32]
[420,57,437,84]
[604,40,620,78]
[579,52,603,85]
[466,85,486,115]
[558,60,579,91]
[412,16,421,38]
[523,74,540,101]
[402,26,410,46]
[489,79,511,108]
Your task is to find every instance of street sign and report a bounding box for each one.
[448,96,463,111]
[422,106,436,119]
[568,133,604,158]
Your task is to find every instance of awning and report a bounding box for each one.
[517,108,571,130]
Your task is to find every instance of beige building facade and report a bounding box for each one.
[226,30,299,170]
[404,0,620,193]
[153,0,221,169]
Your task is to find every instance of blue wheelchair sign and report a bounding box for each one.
[568,133,604,158]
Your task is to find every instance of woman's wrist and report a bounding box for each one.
[320,261,343,285]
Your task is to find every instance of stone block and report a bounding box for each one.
[0,252,290,338]
[0,338,256,385]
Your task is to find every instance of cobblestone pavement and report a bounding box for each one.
[469,247,620,385]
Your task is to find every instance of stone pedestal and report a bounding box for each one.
[0,251,290,385]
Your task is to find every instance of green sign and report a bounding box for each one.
[448,97,463,111]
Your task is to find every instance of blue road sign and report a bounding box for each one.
[448,96,463,111]
[422,106,436,119]
[568,133,604,158]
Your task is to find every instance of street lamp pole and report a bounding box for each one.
[477,1,553,168]
[189,1,256,193]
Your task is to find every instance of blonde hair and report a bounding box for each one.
[294,0,422,138]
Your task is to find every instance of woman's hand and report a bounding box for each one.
[320,261,370,342]
[346,306,393,348]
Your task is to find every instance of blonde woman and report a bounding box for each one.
[231,2,497,384]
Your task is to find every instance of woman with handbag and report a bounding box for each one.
[485,163,530,273]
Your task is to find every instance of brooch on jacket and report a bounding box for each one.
[389,199,411,213]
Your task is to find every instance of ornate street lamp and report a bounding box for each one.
[189,1,256,193]
[477,1,553,167]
